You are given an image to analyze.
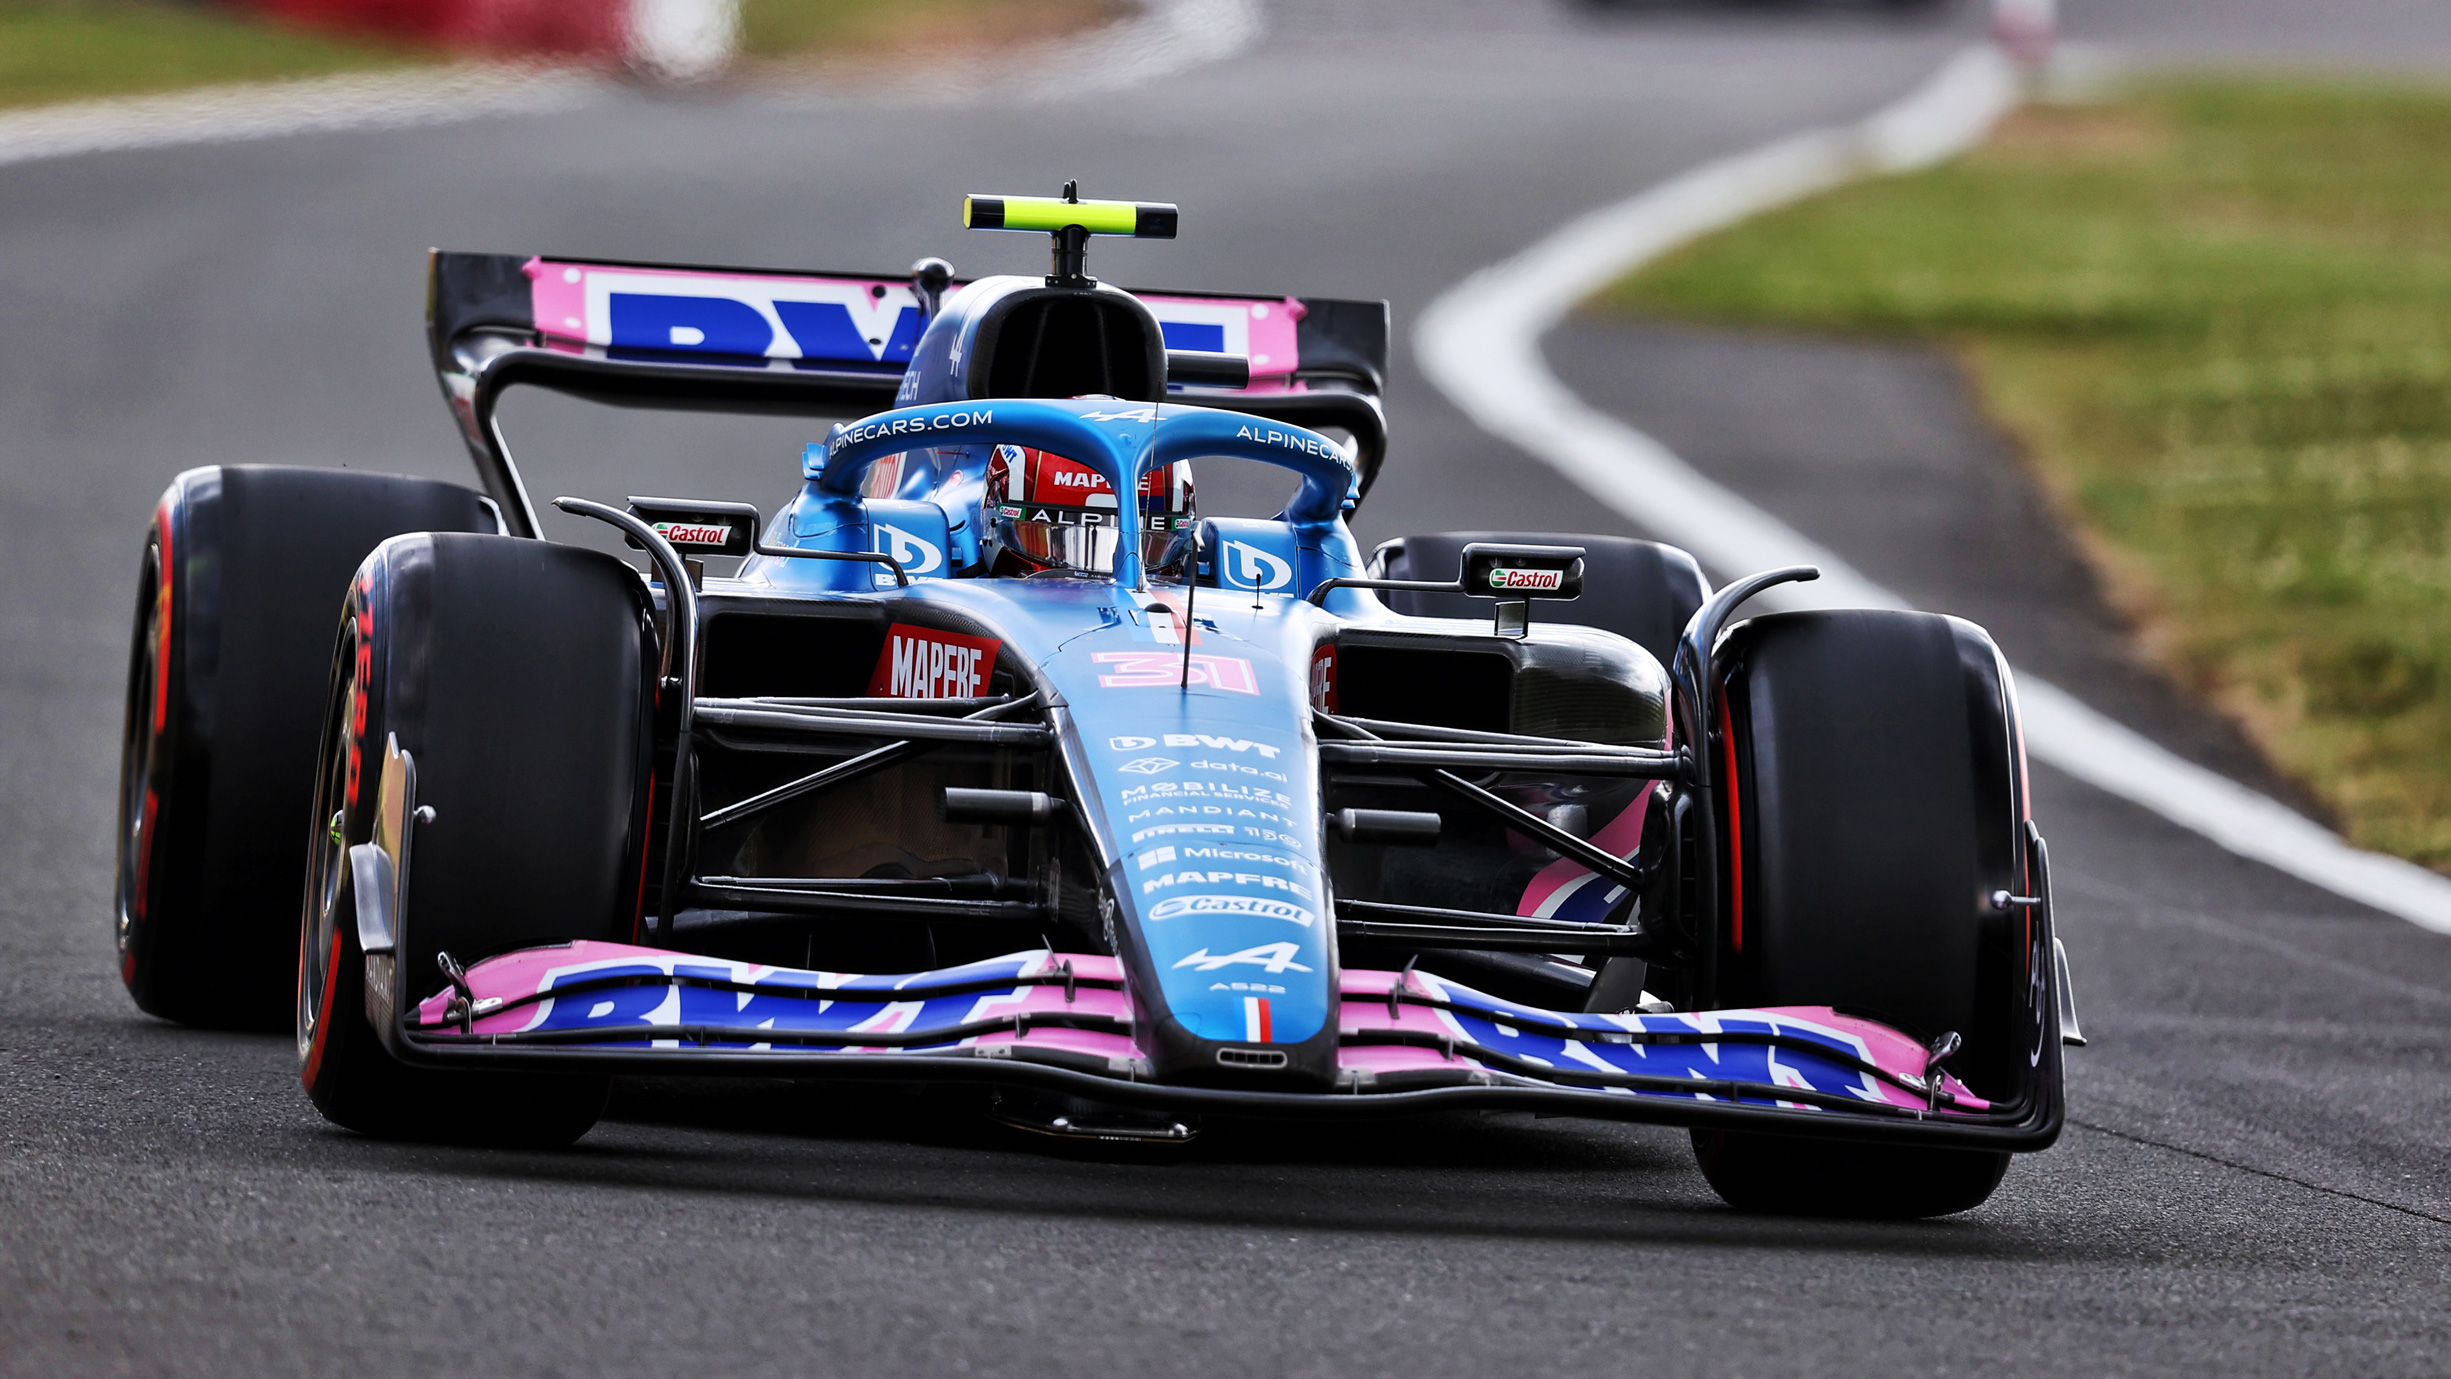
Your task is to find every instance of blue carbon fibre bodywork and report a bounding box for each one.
[726,395,1370,1078]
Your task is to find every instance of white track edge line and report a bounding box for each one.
[1416,44,2451,936]
[0,65,610,169]
[752,0,1265,107]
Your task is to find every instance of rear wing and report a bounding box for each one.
[427,250,1389,536]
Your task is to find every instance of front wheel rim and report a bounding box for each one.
[298,621,360,1063]
[115,541,164,962]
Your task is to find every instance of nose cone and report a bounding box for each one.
[1042,605,1340,1085]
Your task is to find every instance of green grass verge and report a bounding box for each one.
[741,0,1127,60]
[0,1,436,109]
[1599,77,2451,869]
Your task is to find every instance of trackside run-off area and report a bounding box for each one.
[1604,77,2451,873]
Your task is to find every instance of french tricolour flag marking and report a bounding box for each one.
[1243,996,1272,1043]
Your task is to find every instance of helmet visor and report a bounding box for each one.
[989,446,1194,575]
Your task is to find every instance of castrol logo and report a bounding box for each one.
[653,521,731,547]
[1487,566,1564,592]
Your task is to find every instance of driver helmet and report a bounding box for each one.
[986,444,1195,576]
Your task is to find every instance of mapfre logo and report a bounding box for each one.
[866,623,999,699]
[1487,566,1564,592]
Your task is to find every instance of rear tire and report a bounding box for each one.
[116,467,495,1028]
[1699,609,2029,1218]
[298,532,655,1146]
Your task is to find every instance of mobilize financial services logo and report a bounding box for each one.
[1118,780,1292,809]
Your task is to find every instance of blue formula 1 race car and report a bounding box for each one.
[115,190,2080,1217]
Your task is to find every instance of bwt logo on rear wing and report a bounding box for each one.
[426,252,1388,391]
[533,261,929,367]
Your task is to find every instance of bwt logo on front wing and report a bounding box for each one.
[1488,566,1565,591]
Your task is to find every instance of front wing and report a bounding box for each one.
[392,943,2060,1149]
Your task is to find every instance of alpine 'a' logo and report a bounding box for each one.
[1487,566,1564,591]
[1169,941,1313,972]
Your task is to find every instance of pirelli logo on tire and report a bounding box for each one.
[867,623,1000,700]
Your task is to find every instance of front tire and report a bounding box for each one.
[1692,1130,2009,1218]
[1698,609,2032,1218]
[298,532,656,1146]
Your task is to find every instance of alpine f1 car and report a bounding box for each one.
[116,189,2080,1217]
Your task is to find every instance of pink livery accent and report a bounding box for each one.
[1340,1044,1468,1074]
[525,260,1310,391]
[1753,1006,1988,1111]
[1515,786,1653,921]
[524,257,924,364]
[1138,294,1306,384]
[404,943,1979,1115]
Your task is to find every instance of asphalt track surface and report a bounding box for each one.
[2,2,2447,1375]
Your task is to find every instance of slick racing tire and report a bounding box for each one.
[298,533,655,1146]
[1376,531,1708,669]
[116,466,496,1029]
[1698,609,2029,1218]
[1691,1130,2008,1219]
